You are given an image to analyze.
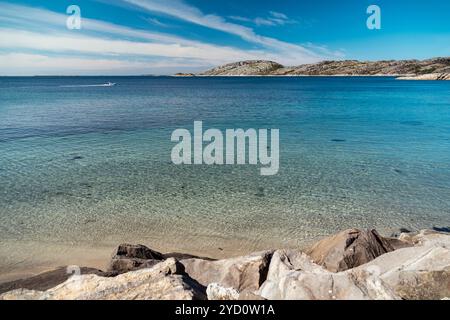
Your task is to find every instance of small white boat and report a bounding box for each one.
[103,82,116,86]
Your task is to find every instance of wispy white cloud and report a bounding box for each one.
[0,2,268,72]
[0,28,261,62]
[229,11,298,27]
[0,1,343,75]
[0,2,253,54]
[121,0,333,64]
[145,17,167,27]
[269,11,288,20]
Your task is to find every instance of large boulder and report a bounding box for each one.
[180,251,273,292]
[108,244,164,274]
[351,241,450,300]
[258,249,389,300]
[259,231,450,300]
[306,229,395,272]
[0,258,206,300]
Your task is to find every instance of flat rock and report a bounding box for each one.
[399,229,450,247]
[397,73,450,80]
[351,243,450,300]
[306,229,395,272]
[180,250,273,292]
[1,259,206,300]
[0,267,105,294]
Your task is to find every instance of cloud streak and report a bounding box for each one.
[0,1,342,75]
[229,11,298,27]
[121,0,329,64]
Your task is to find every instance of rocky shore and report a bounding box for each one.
[1,228,449,300]
[175,58,450,79]
[396,73,450,80]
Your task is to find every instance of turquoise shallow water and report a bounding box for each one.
[0,76,449,276]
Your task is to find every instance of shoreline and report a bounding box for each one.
[1,227,449,300]
[173,74,408,77]
[0,223,446,284]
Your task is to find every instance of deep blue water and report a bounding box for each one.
[0,76,449,273]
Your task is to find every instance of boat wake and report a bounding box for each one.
[59,82,116,88]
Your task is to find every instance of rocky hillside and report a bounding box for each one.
[200,60,284,76]
[1,228,449,300]
[195,57,450,78]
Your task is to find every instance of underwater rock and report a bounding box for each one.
[331,139,346,142]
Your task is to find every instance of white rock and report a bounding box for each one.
[0,258,205,300]
[206,283,239,300]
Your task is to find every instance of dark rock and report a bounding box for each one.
[432,226,450,233]
[306,229,395,272]
[255,187,265,197]
[113,243,164,260]
[390,227,412,238]
[163,252,215,261]
[331,139,346,142]
[108,244,164,274]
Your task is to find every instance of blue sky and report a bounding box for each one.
[0,0,449,75]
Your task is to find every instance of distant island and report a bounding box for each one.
[175,58,450,80]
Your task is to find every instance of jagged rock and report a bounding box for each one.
[180,250,273,292]
[0,259,206,300]
[259,232,450,300]
[206,283,239,300]
[258,249,391,300]
[2,229,448,300]
[108,244,164,273]
[306,229,395,272]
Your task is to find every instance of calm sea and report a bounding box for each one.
[0,76,449,277]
